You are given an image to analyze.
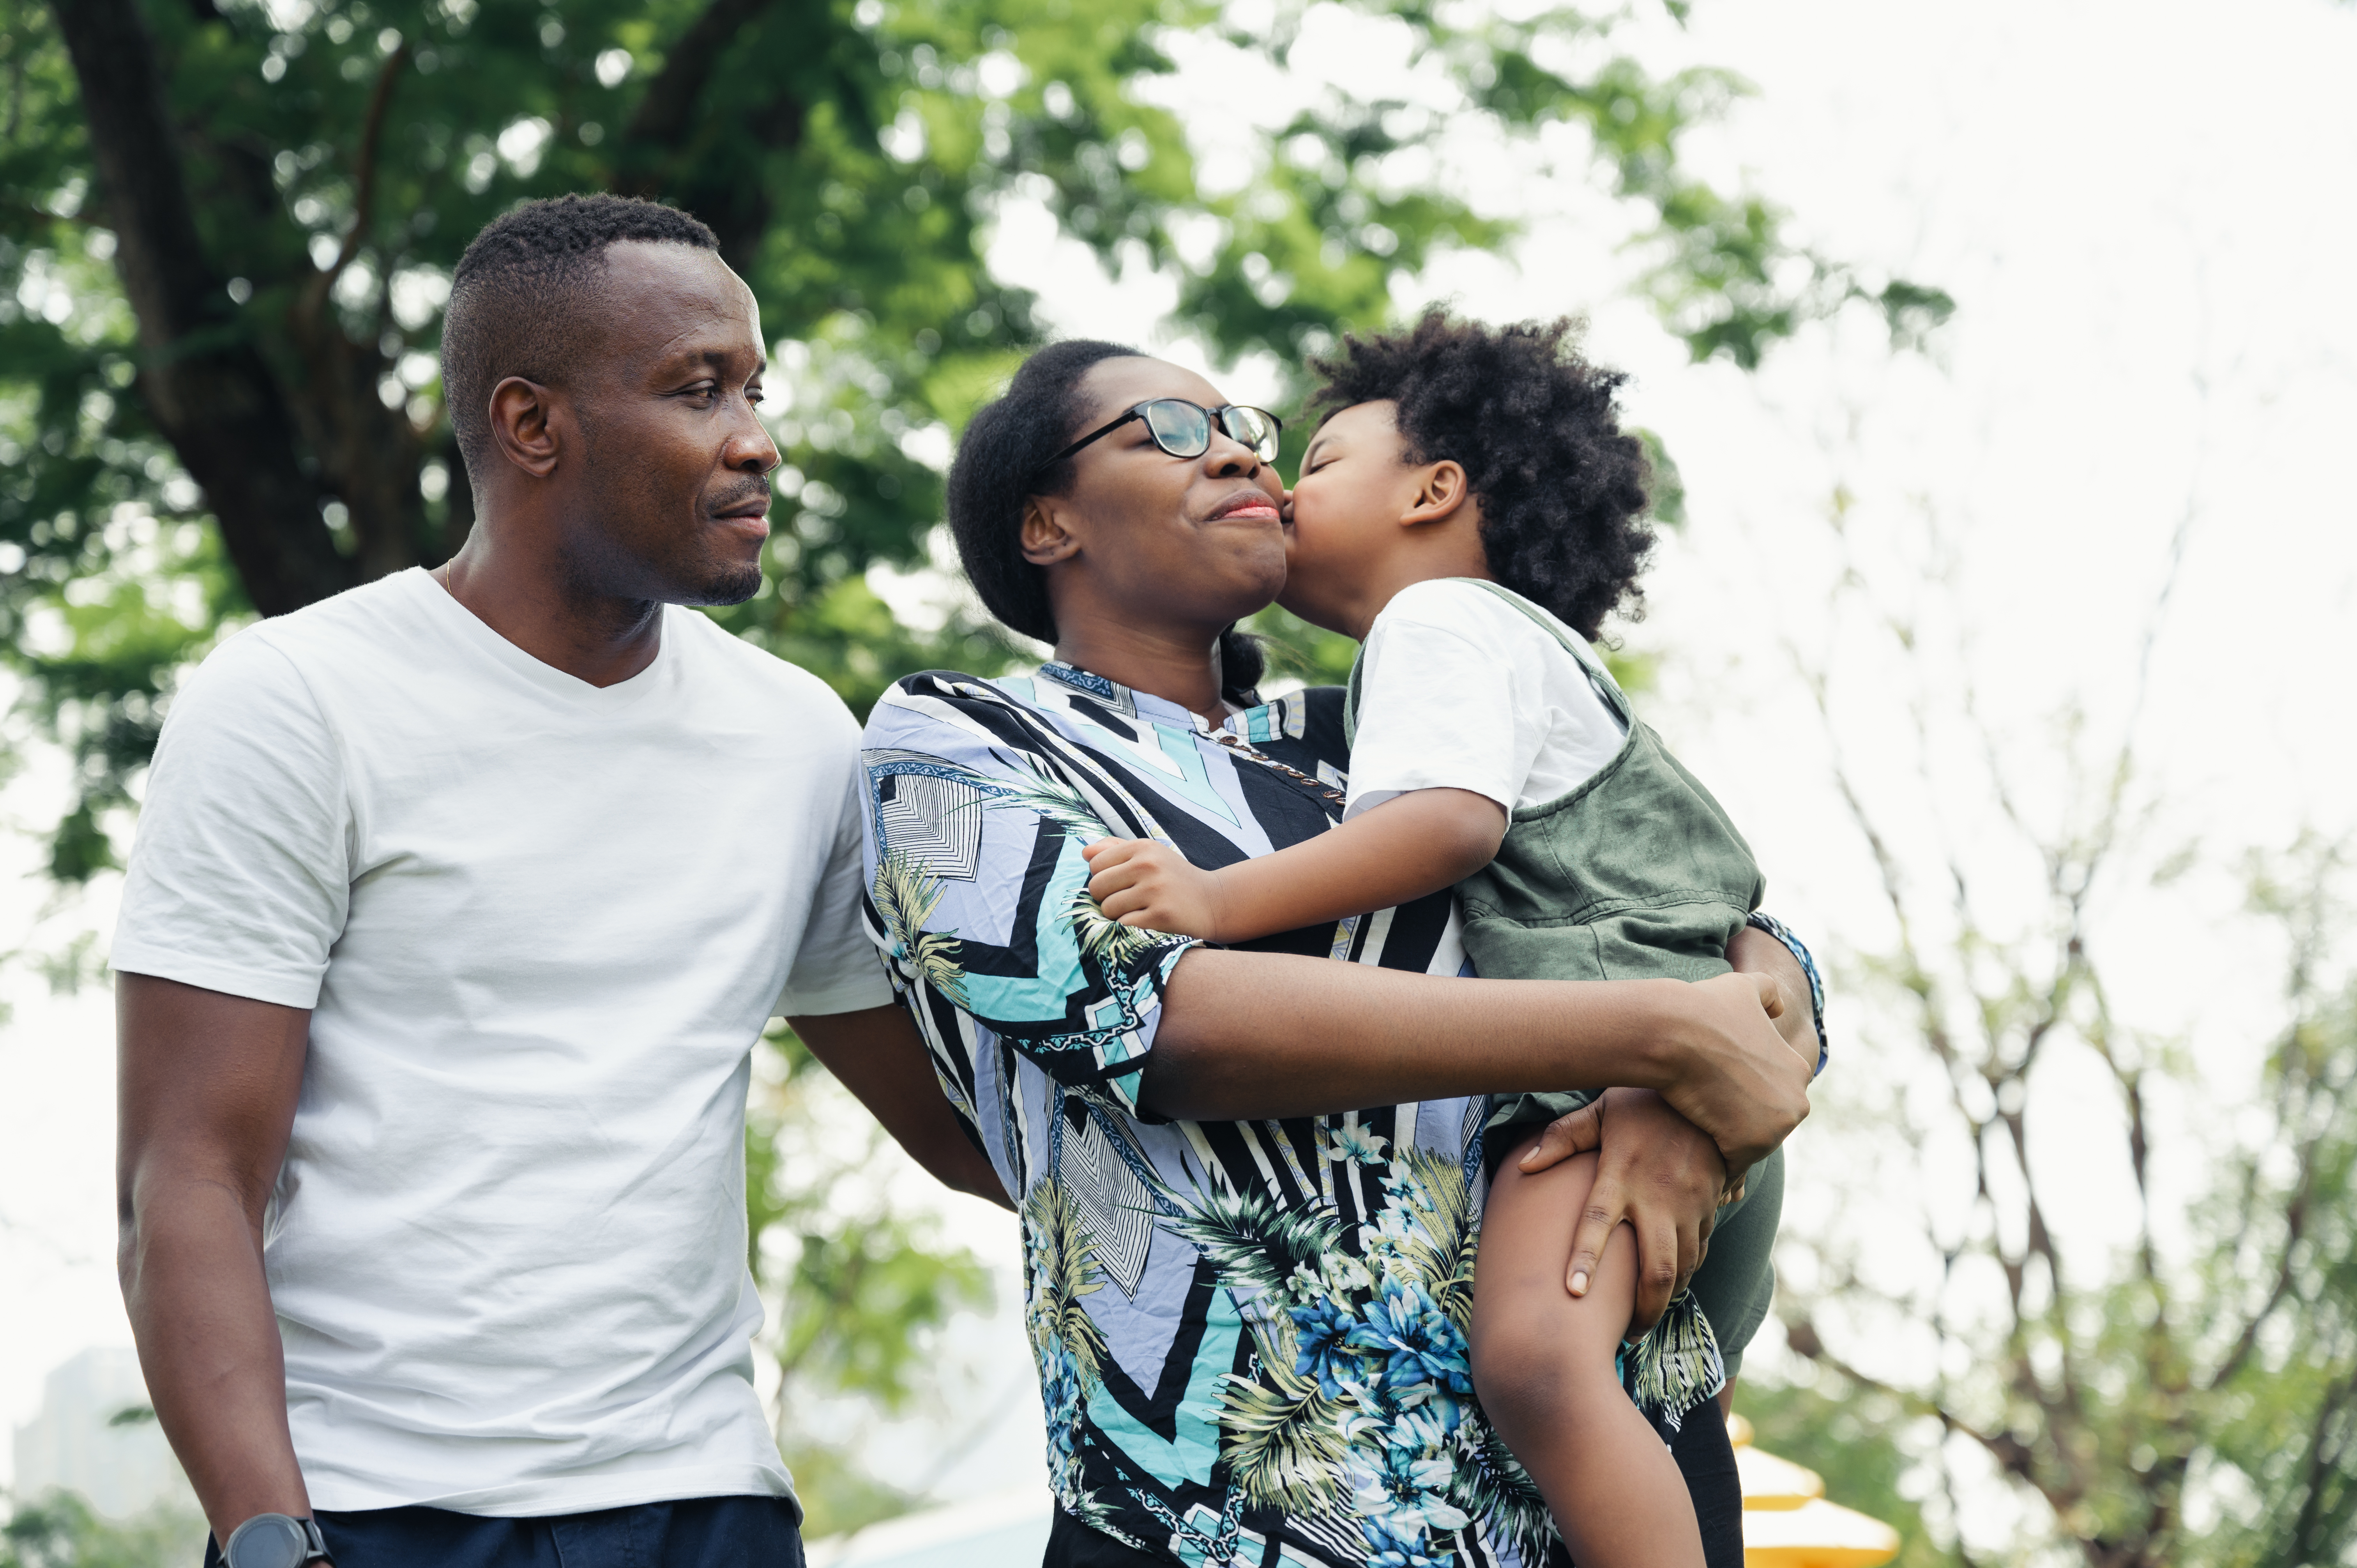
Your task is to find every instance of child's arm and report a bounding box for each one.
[1080,787,1507,943]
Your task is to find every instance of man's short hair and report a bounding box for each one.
[441,194,719,482]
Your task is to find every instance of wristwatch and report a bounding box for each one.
[223,1512,329,1568]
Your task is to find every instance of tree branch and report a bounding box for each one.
[626,0,777,149]
[47,0,353,616]
[306,42,409,313]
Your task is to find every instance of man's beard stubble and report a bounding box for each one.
[565,444,767,611]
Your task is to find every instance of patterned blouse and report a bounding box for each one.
[859,662,1553,1568]
[855,662,1818,1568]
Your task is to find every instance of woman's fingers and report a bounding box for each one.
[1575,1088,1728,1331]
[1517,1103,1601,1176]
[1556,1116,1618,1299]
[1626,1185,1683,1337]
[1660,971,1812,1175]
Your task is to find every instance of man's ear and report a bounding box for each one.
[487,376,563,479]
[1021,497,1082,567]
[1401,460,1474,527]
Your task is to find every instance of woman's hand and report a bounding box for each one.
[1725,923,1820,1073]
[1083,838,1231,940]
[1512,1087,1728,1332]
[1641,971,1813,1185]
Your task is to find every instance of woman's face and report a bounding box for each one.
[1025,357,1289,637]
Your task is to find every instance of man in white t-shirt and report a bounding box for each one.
[112,195,1001,1568]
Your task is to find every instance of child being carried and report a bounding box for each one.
[1081,312,1823,1568]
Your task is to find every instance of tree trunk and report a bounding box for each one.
[49,0,356,617]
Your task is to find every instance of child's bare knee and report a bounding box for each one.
[1470,1308,1580,1427]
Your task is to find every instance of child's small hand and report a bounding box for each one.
[1080,838,1229,941]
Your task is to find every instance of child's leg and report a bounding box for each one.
[1470,1140,1704,1568]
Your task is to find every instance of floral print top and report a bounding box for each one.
[858,663,1564,1568]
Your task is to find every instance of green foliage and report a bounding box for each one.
[4,0,1942,1536]
[0,1490,206,1568]
[2176,844,2357,1568]
[746,1025,995,1533]
[0,0,1935,873]
[1781,823,2357,1567]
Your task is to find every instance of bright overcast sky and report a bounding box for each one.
[4,0,2353,1520]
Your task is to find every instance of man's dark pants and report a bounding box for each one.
[201,1496,803,1568]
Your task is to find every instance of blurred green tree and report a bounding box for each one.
[3,0,1944,879]
[0,1489,205,1568]
[1774,846,2357,1568]
[743,1024,997,1535]
[1769,471,2357,1568]
[2,0,1947,1531]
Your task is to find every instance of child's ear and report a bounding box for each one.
[1021,497,1082,566]
[1401,461,1474,527]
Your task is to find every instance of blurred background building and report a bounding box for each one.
[10,1347,187,1520]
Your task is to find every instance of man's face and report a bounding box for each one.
[560,241,777,606]
[1279,399,1418,634]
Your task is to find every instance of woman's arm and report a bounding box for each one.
[1081,787,1506,943]
[1141,951,1811,1178]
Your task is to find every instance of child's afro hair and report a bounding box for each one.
[1306,310,1655,641]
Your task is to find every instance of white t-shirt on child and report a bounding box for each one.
[110,568,894,1517]
[1343,577,1630,821]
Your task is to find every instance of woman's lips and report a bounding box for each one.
[1207,494,1281,522]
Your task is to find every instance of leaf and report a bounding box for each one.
[1161,1181,1344,1301]
[1218,1353,1352,1515]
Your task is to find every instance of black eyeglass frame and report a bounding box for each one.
[1034,398,1283,481]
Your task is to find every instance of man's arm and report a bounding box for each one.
[1142,950,1810,1175]
[117,973,318,1556]
[790,1004,1013,1211]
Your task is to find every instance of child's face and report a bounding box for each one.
[1280,400,1422,634]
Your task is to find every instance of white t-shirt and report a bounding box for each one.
[111,568,893,1517]
[1344,577,1630,820]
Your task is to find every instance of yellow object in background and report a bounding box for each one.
[1731,1413,1901,1568]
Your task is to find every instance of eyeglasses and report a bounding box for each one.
[1037,398,1283,479]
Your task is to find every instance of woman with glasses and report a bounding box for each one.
[853,341,1815,1568]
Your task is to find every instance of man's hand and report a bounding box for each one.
[1516,1087,1728,1334]
[1082,838,1230,941]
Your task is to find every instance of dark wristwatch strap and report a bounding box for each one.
[223,1512,329,1568]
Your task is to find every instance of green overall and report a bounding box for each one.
[1345,577,1785,1389]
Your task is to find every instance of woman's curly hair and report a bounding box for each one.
[1306,310,1655,640]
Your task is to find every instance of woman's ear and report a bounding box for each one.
[1021,497,1083,567]
[1401,460,1474,527]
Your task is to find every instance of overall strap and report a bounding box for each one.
[1343,645,1368,749]
[1440,577,1635,730]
